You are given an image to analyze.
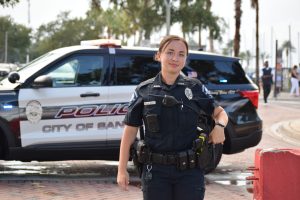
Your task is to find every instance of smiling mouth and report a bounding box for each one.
[169,63,178,67]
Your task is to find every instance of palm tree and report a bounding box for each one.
[239,50,252,73]
[90,0,101,11]
[177,0,212,48]
[260,52,269,65]
[206,0,225,52]
[222,39,234,56]
[280,40,295,68]
[233,0,242,57]
[251,0,259,86]
[0,0,19,7]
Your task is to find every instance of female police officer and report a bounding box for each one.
[117,35,228,200]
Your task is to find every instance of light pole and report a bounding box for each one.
[4,31,8,63]
[298,32,300,64]
[164,0,171,36]
[26,0,31,63]
[289,25,291,68]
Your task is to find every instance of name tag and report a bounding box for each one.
[144,101,156,106]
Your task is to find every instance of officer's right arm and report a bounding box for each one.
[117,125,138,191]
[117,88,143,190]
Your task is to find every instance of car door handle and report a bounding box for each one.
[80,93,100,97]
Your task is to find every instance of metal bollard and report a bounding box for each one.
[246,166,259,193]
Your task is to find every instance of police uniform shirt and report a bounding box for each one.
[124,72,218,153]
[261,67,273,85]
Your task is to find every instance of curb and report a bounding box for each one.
[279,120,300,141]
[270,119,300,147]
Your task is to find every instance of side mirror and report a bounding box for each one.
[8,72,20,83]
[32,75,53,88]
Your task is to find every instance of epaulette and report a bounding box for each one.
[137,77,155,90]
[182,76,202,88]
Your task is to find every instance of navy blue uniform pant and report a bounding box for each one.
[263,84,271,103]
[141,164,205,200]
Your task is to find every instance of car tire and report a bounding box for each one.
[0,137,4,158]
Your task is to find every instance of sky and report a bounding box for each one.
[1,0,300,70]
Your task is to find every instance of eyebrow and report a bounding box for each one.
[166,48,186,54]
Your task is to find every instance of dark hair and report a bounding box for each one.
[158,35,188,53]
[293,65,298,69]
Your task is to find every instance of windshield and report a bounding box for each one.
[0,50,66,86]
[183,59,249,85]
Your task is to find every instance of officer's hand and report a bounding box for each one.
[208,125,225,144]
[117,170,130,191]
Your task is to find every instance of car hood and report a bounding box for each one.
[0,79,19,91]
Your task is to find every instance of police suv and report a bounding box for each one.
[0,39,262,168]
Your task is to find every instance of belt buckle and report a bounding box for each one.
[160,154,167,165]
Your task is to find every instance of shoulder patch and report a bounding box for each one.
[128,91,139,107]
[201,85,211,96]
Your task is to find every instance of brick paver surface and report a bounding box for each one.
[0,180,141,200]
[0,179,252,200]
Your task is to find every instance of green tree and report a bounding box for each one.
[222,39,233,56]
[31,12,101,58]
[177,0,193,39]
[90,0,102,11]
[110,0,164,45]
[100,8,133,42]
[177,0,217,48]
[239,50,252,72]
[86,1,134,44]
[0,16,31,63]
[85,1,105,38]
[280,40,295,68]
[205,0,225,52]
[31,1,140,58]
[0,0,19,7]
[260,52,269,66]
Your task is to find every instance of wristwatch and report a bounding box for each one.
[215,122,226,128]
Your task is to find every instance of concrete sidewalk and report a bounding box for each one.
[262,91,300,147]
[262,90,300,102]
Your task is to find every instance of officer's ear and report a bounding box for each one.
[154,52,161,62]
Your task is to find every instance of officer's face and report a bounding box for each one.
[157,40,187,75]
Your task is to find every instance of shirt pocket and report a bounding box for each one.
[178,102,198,135]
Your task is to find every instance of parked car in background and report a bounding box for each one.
[0,39,262,171]
[0,63,19,80]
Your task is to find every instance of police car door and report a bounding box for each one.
[18,53,109,149]
[108,50,160,143]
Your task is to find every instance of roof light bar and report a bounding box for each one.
[80,39,121,48]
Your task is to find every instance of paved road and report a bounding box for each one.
[0,96,299,200]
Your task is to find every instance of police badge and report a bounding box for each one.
[185,88,193,100]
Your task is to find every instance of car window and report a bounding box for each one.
[46,55,105,87]
[115,55,160,85]
[183,59,249,84]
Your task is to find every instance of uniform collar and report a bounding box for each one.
[152,72,186,90]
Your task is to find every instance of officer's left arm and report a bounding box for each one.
[195,82,228,144]
[209,106,228,144]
